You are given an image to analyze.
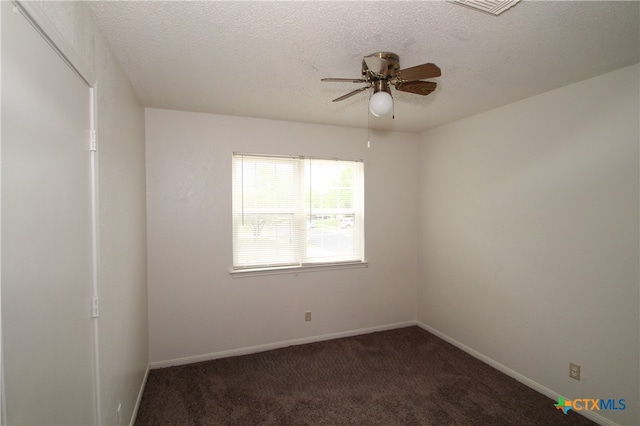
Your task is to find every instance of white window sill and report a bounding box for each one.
[229,261,368,278]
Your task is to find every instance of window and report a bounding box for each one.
[232,153,364,271]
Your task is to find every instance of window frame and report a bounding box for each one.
[231,153,366,275]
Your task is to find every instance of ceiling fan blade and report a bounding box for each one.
[322,78,368,83]
[332,86,371,102]
[397,63,441,81]
[395,81,437,96]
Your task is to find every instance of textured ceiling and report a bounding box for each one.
[88,1,640,133]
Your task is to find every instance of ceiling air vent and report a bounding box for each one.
[448,0,521,15]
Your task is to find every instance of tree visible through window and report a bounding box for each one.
[232,153,364,270]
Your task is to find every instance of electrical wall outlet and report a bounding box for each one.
[305,311,311,322]
[570,363,581,381]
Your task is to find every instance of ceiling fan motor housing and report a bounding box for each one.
[362,52,400,80]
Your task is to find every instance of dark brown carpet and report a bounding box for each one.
[135,326,596,425]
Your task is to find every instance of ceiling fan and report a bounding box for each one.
[322,52,441,117]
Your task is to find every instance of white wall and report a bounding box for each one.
[37,2,148,425]
[145,109,419,364]
[417,64,639,425]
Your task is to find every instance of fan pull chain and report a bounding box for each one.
[367,110,371,148]
[392,94,395,119]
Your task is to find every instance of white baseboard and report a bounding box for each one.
[129,364,150,426]
[149,320,417,369]
[416,322,618,426]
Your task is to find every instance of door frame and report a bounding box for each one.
[0,1,101,423]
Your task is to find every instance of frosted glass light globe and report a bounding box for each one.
[369,91,393,117]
